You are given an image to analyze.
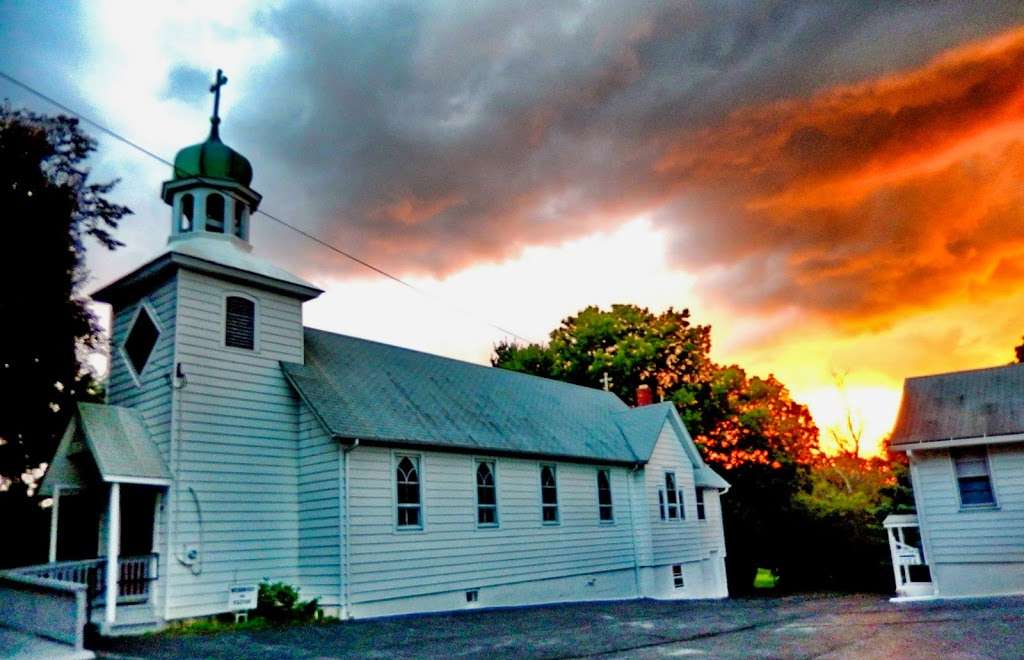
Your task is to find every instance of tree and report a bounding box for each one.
[1016,336,1024,364]
[494,304,713,406]
[0,105,130,566]
[494,304,820,591]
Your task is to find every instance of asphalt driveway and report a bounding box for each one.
[95,593,1024,659]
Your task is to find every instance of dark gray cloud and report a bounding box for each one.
[210,1,1022,321]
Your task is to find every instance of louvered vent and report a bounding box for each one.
[225,296,255,349]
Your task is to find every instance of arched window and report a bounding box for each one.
[180,194,194,232]
[396,456,421,528]
[476,461,497,526]
[540,465,558,523]
[206,193,225,232]
[233,201,247,239]
[224,296,255,350]
[597,469,613,522]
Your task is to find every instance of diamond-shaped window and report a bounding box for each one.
[124,307,160,377]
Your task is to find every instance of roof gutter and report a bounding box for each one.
[890,430,1024,452]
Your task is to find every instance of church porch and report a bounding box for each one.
[16,402,174,635]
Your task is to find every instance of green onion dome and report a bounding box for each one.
[172,127,253,186]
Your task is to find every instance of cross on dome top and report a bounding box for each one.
[208,69,228,139]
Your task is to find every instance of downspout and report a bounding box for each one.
[626,462,643,598]
[340,438,359,619]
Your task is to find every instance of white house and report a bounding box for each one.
[885,362,1024,600]
[5,84,730,636]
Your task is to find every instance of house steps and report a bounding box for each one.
[91,604,165,637]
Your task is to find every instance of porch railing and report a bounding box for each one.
[10,553,159,605]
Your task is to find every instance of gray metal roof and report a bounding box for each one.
[613,403,729,488]
[77,403,172,484]
[890,363,1024,447]
[92,236,323,304]
[284,329,640,463]
[285,327,724,484]
[40,403,172,495]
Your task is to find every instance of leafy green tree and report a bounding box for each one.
[494,304,820,591]
[0,105,130,566]
[494,304,713,406]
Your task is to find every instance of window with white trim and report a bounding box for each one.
[665,472,679,519]
[658,490,666,520]
[541,464,559,523]
[476,460,498,526]
[953,447,996,508]
[696,488,706,520]
[597,469,613,522]
[672,564,684,589]
[396,455,422,528]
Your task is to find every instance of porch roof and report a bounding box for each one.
[40,403,171,495]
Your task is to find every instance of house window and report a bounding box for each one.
[597,469,613,522]
[658,490,666,520]
[180,193,194,231]
[541,464,559,523]
[123,306,160,378]
[953,447,996,507]
[672,564,684,589]
[224,296,256,350]
[696,488,706,520]
[396,456,422,528]
[206,193,225,232]
[665,472,679,519]
[476,460,498,526]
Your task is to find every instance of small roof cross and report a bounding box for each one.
[209,69,228,138]
[601,372,613,392]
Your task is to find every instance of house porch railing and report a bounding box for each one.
[9,553,159,606]
[882,514,934,599]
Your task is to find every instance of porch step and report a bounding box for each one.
[90,604,165,637]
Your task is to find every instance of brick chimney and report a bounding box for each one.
[636,384,653,407]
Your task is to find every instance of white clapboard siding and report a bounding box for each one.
[643,422,716,566]
[106,277,178,460]
[297,403,341,608]
[105,277,178,612]
[166,270,305,619]
[913,443,1024,564]
[346,446,636,604]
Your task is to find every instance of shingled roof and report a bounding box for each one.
[283,327,726,485]
[890,363,1024,448]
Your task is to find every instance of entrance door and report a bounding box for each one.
[119,486,156,557]
[56,490,100,561]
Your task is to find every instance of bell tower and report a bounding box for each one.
[161,69,261,250]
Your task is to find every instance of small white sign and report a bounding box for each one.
[896,549,922,566]
[228,584,258,611]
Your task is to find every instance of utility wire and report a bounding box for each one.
[0,70,535,344]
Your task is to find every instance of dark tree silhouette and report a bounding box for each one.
[0,104,130,567]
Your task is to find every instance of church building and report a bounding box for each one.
[10,74,730,636]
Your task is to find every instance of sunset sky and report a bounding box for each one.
[3,2,1024,456]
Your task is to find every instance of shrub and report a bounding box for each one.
[256,581,320,623]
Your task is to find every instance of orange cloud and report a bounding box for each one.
[656,27,1024,326]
